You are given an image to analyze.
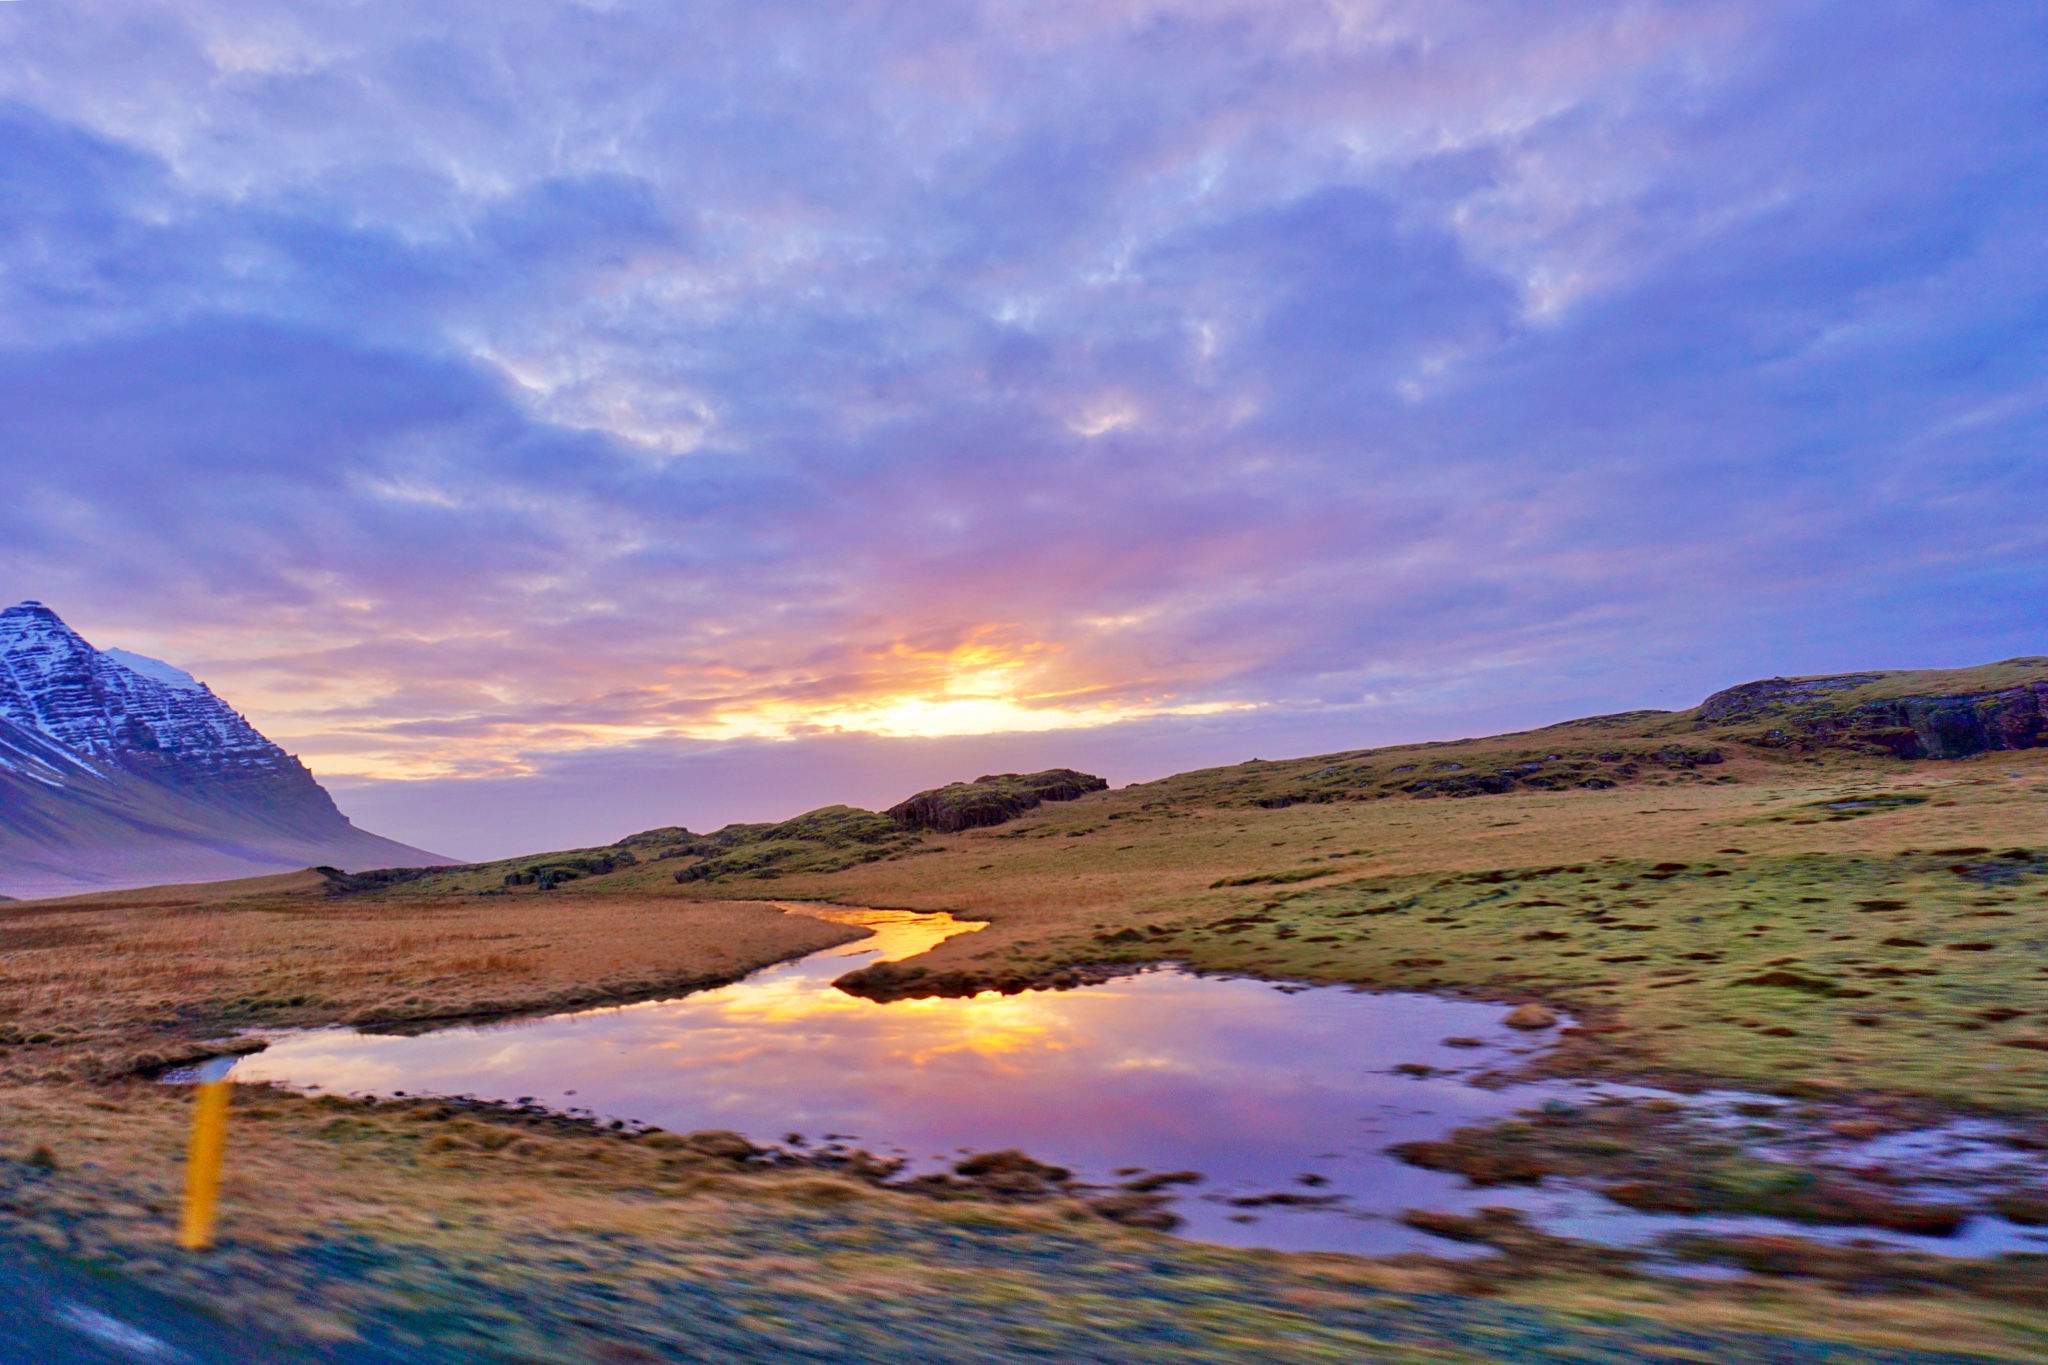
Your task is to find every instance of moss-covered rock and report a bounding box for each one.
[887,769,1108,832]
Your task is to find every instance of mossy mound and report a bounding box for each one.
[887,769,1108,832]
[668,805,927,883]
[1690,661,2048,758]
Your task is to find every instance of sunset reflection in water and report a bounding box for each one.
[234,905,1564,1254]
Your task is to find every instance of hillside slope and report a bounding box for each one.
[0,603,448,898]
[369,658,2048,1109]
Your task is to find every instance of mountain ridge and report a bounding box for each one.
[350,657,2048,901]
[0,602,450,898]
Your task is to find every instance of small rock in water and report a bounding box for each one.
[1828,1119,1887,1141]
[1442,1036,1485,1048]
[1395,1063,1435,1077]
[1504,1004,1558,1030]
[1086,1191,1181,1229]
[953,1149,1071,1182]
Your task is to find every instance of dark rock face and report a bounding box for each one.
[1865,689,2048,758]
[0,601,345,827]
[887,769,1109,833]
[0,601,447,896]
[1696,672,2048,759]
[502,851,636,889]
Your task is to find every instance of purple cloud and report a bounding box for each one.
[0,1,2041,855]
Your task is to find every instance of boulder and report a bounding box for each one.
[888,769,1108,833]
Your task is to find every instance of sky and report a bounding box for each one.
[0,1,2044,861]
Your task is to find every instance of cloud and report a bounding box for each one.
[0,0,2040,836]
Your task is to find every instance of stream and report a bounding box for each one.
[222,905,2048,1261]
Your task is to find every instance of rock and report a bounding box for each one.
[953,1149,1071,1182]
[1504,1004,1558,1030]
[1695,671,2048,758]
[1085,1191,1181,1230]
[1828,1119,1887,1141]
[887,769,1108,833]
[684,1130,762,1161]
[1991,1191,2048,1225]
[1391,1141,1552,1186]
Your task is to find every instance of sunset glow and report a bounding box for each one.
[0,1,2038,854]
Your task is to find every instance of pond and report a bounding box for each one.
[223,905,2048,1260]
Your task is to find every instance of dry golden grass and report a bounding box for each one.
[6,697,2048,1357]
[675,740,2048,916]
[0,885,859,1081]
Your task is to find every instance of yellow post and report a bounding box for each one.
[178,1077,231,1250]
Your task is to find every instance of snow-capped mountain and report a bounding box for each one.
[101,647,206,692]
[0,602,450,898]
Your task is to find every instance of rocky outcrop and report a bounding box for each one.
[1693,675,1885,723]
[1841,689,2048,758]
[887,769,1108,833]
[1695,672,2048,759]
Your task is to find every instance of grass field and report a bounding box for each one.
[7,661,2048,1359]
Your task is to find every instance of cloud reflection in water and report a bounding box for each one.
[236,905,1561,1254]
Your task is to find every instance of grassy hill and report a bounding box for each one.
[354,660,2048,1110]
[9,659,2048,1360]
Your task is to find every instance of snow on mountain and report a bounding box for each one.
[0,601,284,780]
[0,601,452,898]
[102,647,206,693]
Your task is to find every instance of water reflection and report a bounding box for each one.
[228,905,2048,1259]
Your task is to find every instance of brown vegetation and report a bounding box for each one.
[0,881,859,1082]
[9,660,2048,1356]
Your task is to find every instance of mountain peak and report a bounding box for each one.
[0,602,450,896]
[2,600,79,627]
[0,599,93,649]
